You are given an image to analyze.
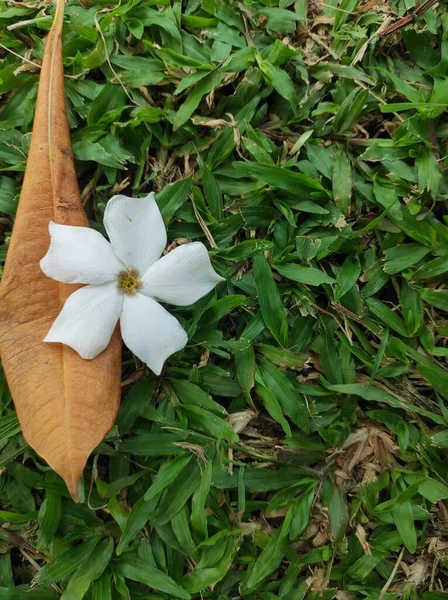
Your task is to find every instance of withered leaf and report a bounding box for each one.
[0,0,122,500]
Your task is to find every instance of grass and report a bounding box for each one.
[0,0,448,598]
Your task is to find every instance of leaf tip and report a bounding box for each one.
[66,474,83,503]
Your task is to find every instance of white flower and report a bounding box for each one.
[40,192,224,375]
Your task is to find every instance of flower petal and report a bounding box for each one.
[120,294,187,375]
[44,283,123,359]
[40,222,124,284]
[141,242,224,306]
[103,192,166,273]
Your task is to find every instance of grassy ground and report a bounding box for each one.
[1,0,448,598]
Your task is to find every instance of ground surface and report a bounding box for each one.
[0,0,448,598]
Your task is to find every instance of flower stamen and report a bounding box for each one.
[116,269,142,296]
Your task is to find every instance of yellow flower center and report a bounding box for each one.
[116,269,142,296]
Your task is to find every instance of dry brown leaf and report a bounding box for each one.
[355,523,372,555]
[404,559,430,587]
[0,0,121,501]
[306,567,326,591]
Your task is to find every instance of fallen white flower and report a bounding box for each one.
[40,192,224,375]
